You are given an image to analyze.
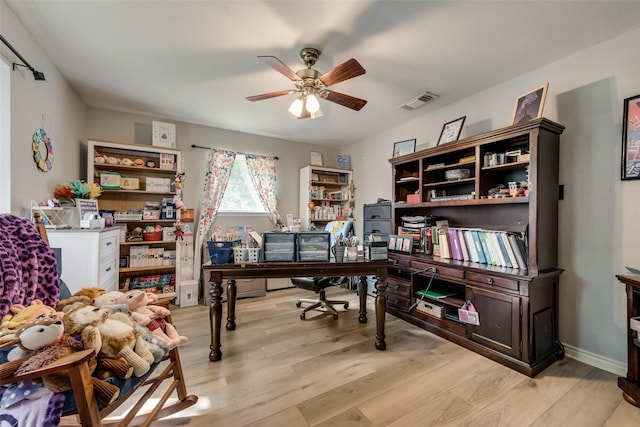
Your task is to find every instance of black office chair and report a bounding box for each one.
[292,220,355,319]
[291,277,349,319]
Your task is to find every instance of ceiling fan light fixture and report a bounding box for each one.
[306,93,320,113]
[289,97,303,117]
[310,108,323,119]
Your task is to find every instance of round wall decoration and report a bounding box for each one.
[32,128,54,172]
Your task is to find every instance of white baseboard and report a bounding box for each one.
[563,343,626,377]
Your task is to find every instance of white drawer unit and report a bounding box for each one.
[48,228,120,293]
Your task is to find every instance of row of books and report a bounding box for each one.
[436,227,528,270]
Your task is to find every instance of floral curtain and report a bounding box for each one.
[197,149,236,247]
[245,154,282,227]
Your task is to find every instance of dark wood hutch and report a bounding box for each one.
[386,118,565,377]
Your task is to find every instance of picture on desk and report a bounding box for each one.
[388,236,396,251]
[388,235,413,254]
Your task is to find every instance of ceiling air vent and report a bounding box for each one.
[398,92,439,110]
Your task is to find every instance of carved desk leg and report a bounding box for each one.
[226,279,237,330]
[358,275,368,323]
[209,272,223,361]
[375,268,388,350]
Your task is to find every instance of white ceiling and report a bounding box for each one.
[6,1,640,146]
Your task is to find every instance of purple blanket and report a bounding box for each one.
[0,214,63,426]
[0,214,59,317]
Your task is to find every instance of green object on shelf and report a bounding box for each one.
[418,289,457,299]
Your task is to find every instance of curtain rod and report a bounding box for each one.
[190,144,279,160]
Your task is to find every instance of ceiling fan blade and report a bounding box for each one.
[258,56,300,81]
[324,90,367,111]
[246,90,294,102]
[319,58,365,87]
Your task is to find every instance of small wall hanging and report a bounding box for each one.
[152,120,176,148]
[32,128,53,172]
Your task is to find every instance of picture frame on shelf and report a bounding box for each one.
[437,116,466,146]
[392,139,416,158]
[337,154,351,169]
[621,94,640,180]
[511,83,549,125]
[310,151,323,166]
[152,121,176,148]
[76,199,99,218]
[311,173,319,182]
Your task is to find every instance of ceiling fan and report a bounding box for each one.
[246,47,367,119]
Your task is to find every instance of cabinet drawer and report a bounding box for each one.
[386,292,411,310]
[99,256,118,281]
[363,203,391,220]
[363,220,392,235]
[389,254,411,268]
[466,272,519,292]
[100,231,119,255]
[387,277,411,298]
[411,261,464,280]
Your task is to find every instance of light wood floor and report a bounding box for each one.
[116,287,640,426]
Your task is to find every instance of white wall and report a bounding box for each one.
[1,1,87,215]
[85,108,340,234]
[345,27,640,373]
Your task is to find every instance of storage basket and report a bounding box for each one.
[143,231,162,241]
[233,247,248,264]
[207,240,241,264]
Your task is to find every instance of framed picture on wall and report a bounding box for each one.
[621,93,640,180]
[437,116,466,146]
[392,139,416,158]
[310,151,323,166]
[152,121,176,148]
[511,83,549,125]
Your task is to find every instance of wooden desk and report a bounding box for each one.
[202,259,393,361]
[616,274,640,407]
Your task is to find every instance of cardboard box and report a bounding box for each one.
[407,194,420,204]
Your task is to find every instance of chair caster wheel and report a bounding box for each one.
[300,312,305,320]
[296,301,301,308]
[333,314,338,320]
[344,303,349,309]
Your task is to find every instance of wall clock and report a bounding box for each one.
[152,121,176,148]
[32,128,53,172]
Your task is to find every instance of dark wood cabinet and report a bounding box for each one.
[386,119,564,377]
[467,286,521,358]
[616,274,640,407]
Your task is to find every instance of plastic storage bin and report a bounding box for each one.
[297,231,330,262]
[261,232,296,262]
[207,240,241,264]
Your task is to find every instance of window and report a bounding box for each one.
[218,154,266,214]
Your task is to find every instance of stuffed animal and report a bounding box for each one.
[1,316,120,406]
[92,290,168,363]
[0,300,62,338]
[62,304,154,377]
[116,290,187,348]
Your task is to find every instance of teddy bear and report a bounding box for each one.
[0,316,120,406]
[116,290,187,348]
[91,291,169,363]
[62,303,154,377]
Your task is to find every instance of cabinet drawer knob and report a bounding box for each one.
[106,241,112,246]
[105,266,112,272]
[487,278,494,285]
